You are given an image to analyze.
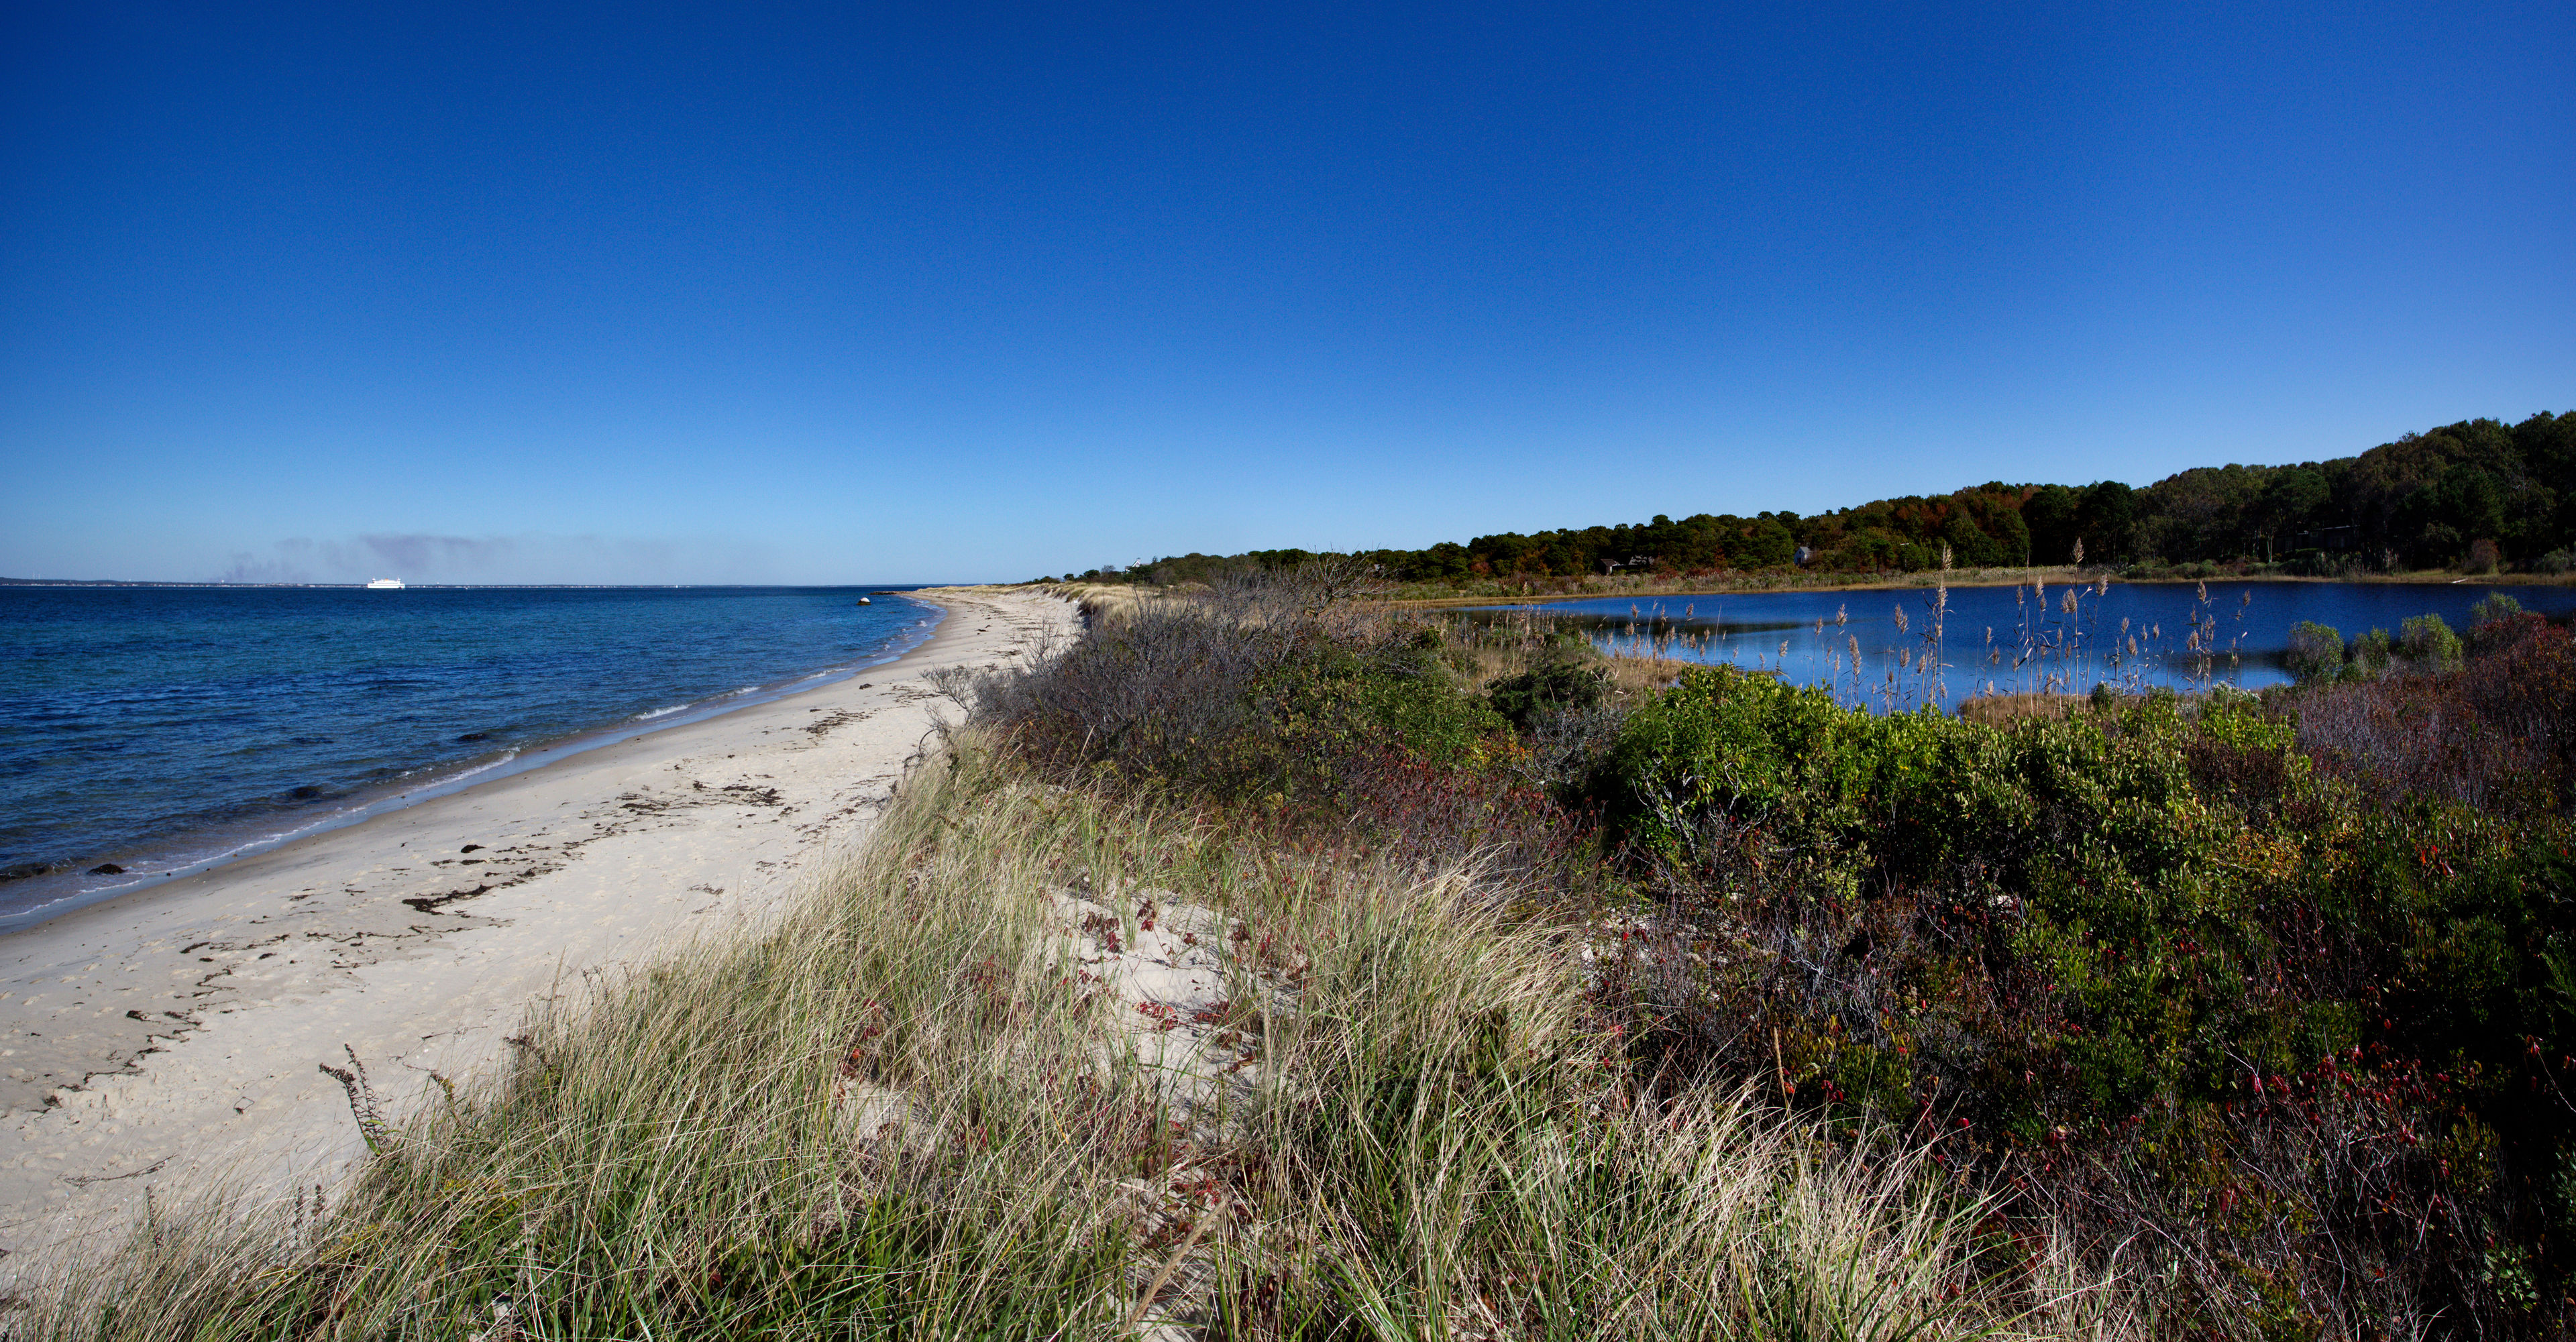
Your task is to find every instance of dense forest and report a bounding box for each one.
[1064,412,2576,585]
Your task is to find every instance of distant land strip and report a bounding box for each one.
[1052,411,2575,591]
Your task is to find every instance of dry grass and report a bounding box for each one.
[1953,692,2088,726]
[924,581,1150,626]
[1051,581,1149,624]
[1595,652,1697,700]
[1436,607,1691,708]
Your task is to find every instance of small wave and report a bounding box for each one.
[633,704,689,721]
[445,748,521,782]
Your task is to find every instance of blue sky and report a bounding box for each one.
[5,1,2569,584]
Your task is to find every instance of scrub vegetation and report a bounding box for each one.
[959,570,2576,1338]
[25,567,2573,1339]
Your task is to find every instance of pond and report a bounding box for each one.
[1467,579,2576,711]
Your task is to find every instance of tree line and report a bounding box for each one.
[1055,411,2576,585]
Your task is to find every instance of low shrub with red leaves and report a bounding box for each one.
[2297,614,2576,816]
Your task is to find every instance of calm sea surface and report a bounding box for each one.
[1474,579,2576,711]
[0,585,938,929]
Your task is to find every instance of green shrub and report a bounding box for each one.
[1258,635,1509,773]
[2471,592,2526,626]
[1483,655,1608,730]
[954,573,1509,801]
[2286,620,2344,683]
[2400,612,2465,673]
[1604,663,2221,903]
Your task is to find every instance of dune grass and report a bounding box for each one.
[14,726,2134,1339]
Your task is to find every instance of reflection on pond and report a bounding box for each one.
[1464,579,2576,712]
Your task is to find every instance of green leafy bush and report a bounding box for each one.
[2400,613,2465,674]
[2471,592,2526,626]
[1483,655,1609,730]
[951,572,1506,802]
[2285,620,2344,683]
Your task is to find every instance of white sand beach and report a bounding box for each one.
[0,586,1075,1284]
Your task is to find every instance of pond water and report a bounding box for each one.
[1468,580,2576,712]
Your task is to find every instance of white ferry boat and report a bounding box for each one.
[366,578,405,590]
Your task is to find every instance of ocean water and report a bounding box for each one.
[0,585,939,929]
[1474,579,2576,711]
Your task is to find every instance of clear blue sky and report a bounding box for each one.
[5,1,2569,584]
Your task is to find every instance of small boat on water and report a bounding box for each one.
[857,597,871,605]
[366,578,405,590]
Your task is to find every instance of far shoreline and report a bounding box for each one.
[1374,567,2576,610]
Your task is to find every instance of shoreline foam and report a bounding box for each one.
[0,585,1073,1284]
